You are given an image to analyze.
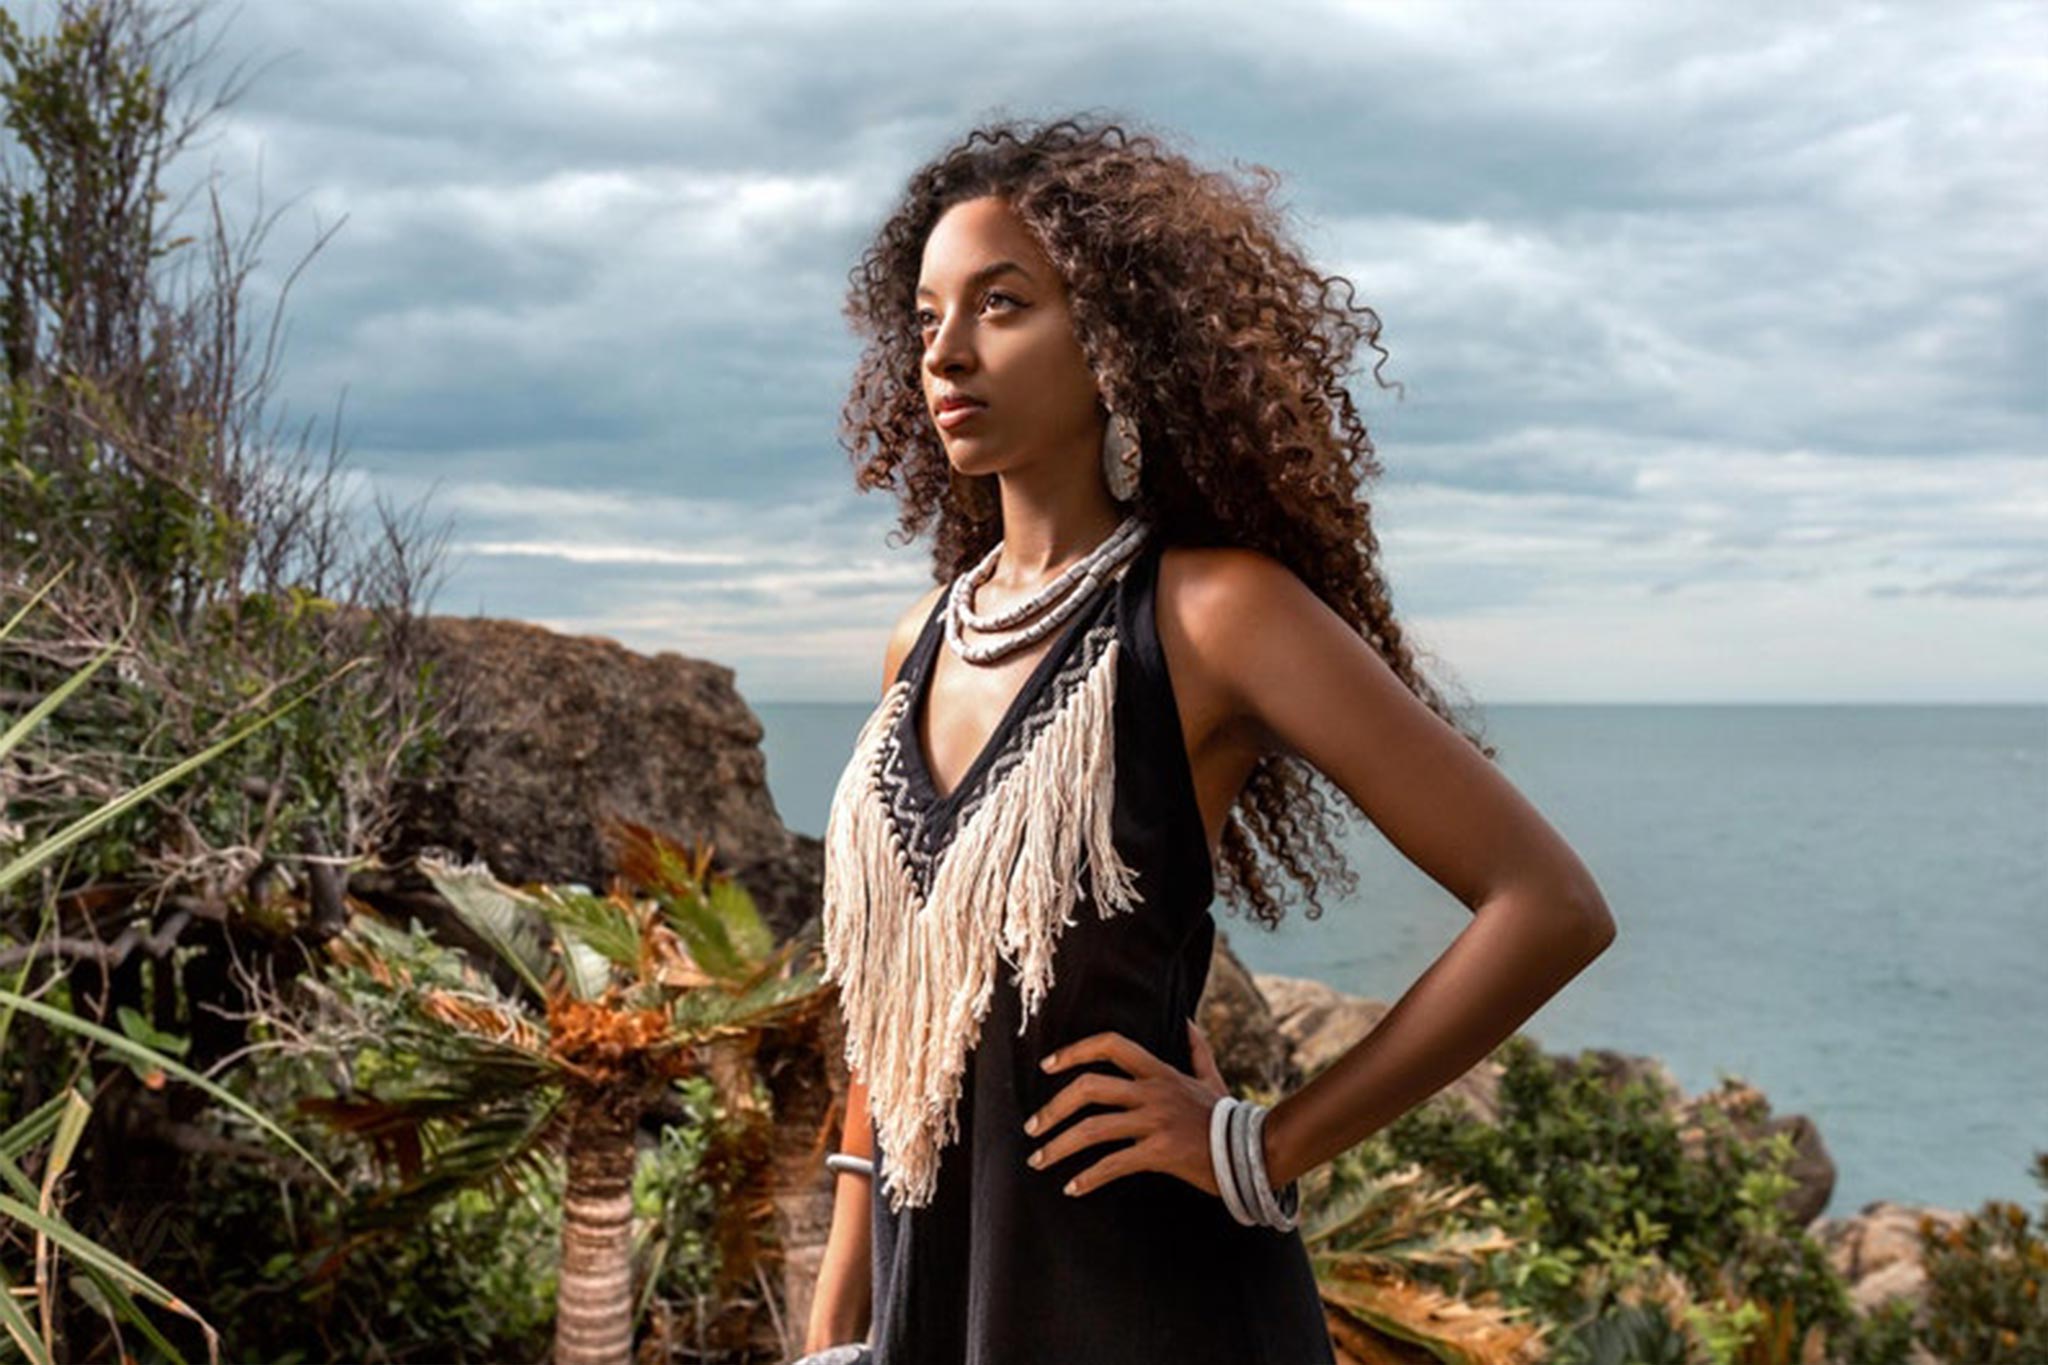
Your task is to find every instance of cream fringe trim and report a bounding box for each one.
[819,631,1142,1213]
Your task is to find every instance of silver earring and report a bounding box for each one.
[1100,409,1143,501]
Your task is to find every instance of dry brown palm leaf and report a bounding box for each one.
[418,988,547,1054]
[1318,1259,1550,1365]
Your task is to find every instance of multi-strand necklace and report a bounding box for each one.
[943,513,1152,665]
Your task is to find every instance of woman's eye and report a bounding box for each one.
[915,293,1022,331]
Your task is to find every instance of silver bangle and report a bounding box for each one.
[1210,1095,1301,1232]
[1229,1099,1260,1224]
[1210,1096,1253,1225]
[825,1152,874,1179]
[1244,1102,1300,1231]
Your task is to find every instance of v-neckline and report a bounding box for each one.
[905,564,1125,814]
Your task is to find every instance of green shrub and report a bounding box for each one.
[1916,1150,2048,1365]
[148,1050,731,1365]
[1357,1035,1852,1362]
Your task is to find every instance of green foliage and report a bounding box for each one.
[630,1080,725,1315]
[1568,1300,1692,1365]
[0,0,455,924]
[171,1059,563,1365]
[1350,1036,1853,1363]
[1915,1150,2048,1364]
[156,1048,735,1365]
[1838,1298,1916,1365]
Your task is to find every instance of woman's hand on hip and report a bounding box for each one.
[1023,1020,1232,1199]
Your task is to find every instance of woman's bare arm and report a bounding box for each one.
[802,582,945,1354]
[1185,549,1618,1191]
[802,1074,876,1351]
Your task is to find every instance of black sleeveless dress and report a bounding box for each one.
[857,537,1336,1365]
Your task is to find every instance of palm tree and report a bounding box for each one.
[298,819,836,1365]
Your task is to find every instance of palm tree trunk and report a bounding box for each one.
[555,1098,639,1365]
[758,999,849,1357]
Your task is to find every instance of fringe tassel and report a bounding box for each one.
[819,632,1142,1213]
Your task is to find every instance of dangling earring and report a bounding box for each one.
[1100,409,1143,502]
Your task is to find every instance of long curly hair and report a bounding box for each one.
[838,112,1497,931]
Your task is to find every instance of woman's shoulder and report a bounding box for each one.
[1156,544,1301,633]
[1152,544,1305,762]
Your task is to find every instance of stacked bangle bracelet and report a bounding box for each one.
[1209,1094,1300,1231]
[825,1152,874,1179]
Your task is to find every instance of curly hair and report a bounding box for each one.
[838,112,1498,932]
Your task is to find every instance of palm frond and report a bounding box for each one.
[416,851,552,998]
[1305,1162,1512,1271]
[1317,1265,1548,1365]
[600,818,765,982]
[704,872,774,964]
[347,1094,568,1234]
[536,885,642,974]
[666,955,829,1042]
[556,927,615,1002]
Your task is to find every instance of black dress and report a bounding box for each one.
[852,537,1336,1365]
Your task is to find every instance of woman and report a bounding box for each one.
[799,115,1616,1365]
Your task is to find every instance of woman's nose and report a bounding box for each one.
[924,312,976,376]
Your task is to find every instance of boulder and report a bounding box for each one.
[384,615,820,940]
[1811,1199,1967,1321]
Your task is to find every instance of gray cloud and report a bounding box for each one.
[95,0,2047,700]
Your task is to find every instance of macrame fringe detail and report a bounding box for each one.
[819,632,1141,1214]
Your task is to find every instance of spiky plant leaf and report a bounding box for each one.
[416,852,551,998]
[556,929,614,1000]
[0,989,339,1188]
[75,1258,198,1365]
[1304,1162,1513,1273]
[346,1095,567,1234]
[0,1192,219,1358]
[0,1089,75,1164]
[658,879,744,982]
[536,885,642,972]
[0,1259,54,1365]
[705,873,773,963]
[1572,1299,1691,1365]
[1316,1265,1547,1365]
[667,959,827,1042]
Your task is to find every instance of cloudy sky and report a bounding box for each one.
[118,0,2047,702]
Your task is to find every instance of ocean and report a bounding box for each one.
[751,700,2048,1221]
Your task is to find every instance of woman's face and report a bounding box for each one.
[916,195,1103,478]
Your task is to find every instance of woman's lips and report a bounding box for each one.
[936,402,987,430]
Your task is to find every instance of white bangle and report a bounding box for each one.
[1229,1099,1263,1225]
[825,1152,874,1179]
[1209,1095,1302,1231]
[1244,1103,1299,1231]
[1210,1095,1254,1226]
